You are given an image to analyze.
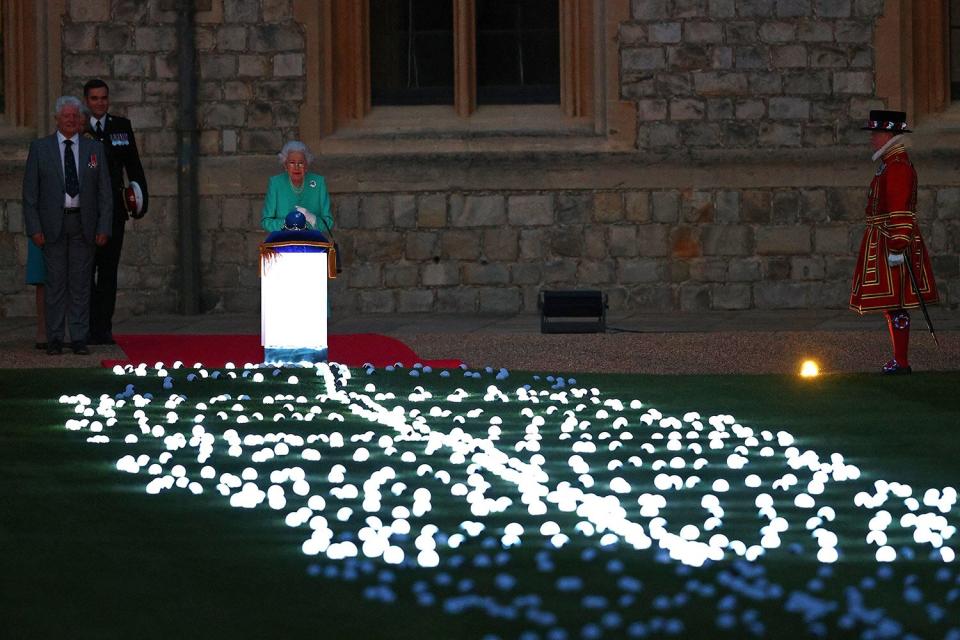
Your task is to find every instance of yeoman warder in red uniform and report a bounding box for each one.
[849,110,938,374]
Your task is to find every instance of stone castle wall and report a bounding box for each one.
[1,0,957,318]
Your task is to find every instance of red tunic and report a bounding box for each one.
[849,145,939,313]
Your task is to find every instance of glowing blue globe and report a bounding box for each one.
[284,209,307,230]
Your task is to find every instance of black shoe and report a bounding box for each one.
[35,341,47,350]
[71,341,90,356]
[46,341,63,355]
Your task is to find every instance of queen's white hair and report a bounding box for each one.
[277,140,315,167]
[53,95,84,116]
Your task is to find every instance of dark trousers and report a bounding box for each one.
[90,212,126,339]
[43,214,95,343]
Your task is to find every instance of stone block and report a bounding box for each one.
[360,194,391,229]
[936,188,960,219]
[825,256,857,279]
[556,193,591,224]
[649,22,681,43]
[791,256,825,280]
[647,123,681,148]
[758,122,801,147]
[196,27,217,52]
[715,191,740,223]
[200,54,238,79]
[680,284,712,311]
[618,258,664,283]
[687,258,726,282]
[437,288,477,312]
[352,231,403,262]
[826,188,862,222]
[754,282,817,308]
[777,0,813,16]
[760,22,797,43]
[707,98,734,119]
[349,263,382,288]
[620,24,648,45]
[520,229,548,259]
[221,198,251,229]
[7,202,23,234]
[511,263,542,285]
[637,224,671,257]
[738,0,774,16]
[549,226,584,257]
[701,225,751,255]
[508,195,553,226]
[675,0,708,17]
[358,290,396,314]
[70,0,110,21]
[769,97,810,120]
[417,194,447,227]
[217,25,248,51]
[735,46,767,69]
[626,285,675,311]
[651,192,679,223]
[257,80,304,101]
[803,124,836,147]
[405,232,438,260]
[592,193,623,222]
[670,226,701,258]
[725,21,758,44]
[421,262,459,287]
[670,98,706,120]
[440,231,480,260]
[636,99,668,121]
[631,0,669,20]
[712,284,752,309]
[609,226,639,257]
[250,24,303,52]
[239,55,270,77]
[748,72,783,94]
[241,129,282,153]
[274,53,304,77]
[450,195,506,227]
[392,195,416,228]
[681,190,714,223]
[712,46,734,69]
[756,227,811,255]
[98,25,133,52]
[685,22,724,43]
[482,228,519,261]
[814,225,850,254]
[397,289,435,313]
[247,102,274,128]
[836,20,871,43]
[622,48,666,72]
[693,71,748,96]
[583,228,608,259]
[728,258,761,281]
[475,288,519,313]
[623,192,650,222]
[262,0,291,21]
[772,191,801,224]
[384,264,418,288]
[578,260,615,284]
[542,259,577,285]
[463,263,510,285]
[814,0,851,17]
[225,0,259,22]
[832,69,872,94]
[721,122,759,147]
[64,24,98,51]
[708,0,736,17]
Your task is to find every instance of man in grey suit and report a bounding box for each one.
[22,96,111,355]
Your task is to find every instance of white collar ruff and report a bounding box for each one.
[872,134,905,162]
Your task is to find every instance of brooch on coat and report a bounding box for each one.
[309,180,317,188]
[88,154,98,169]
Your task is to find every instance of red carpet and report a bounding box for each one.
[102,334,462,369]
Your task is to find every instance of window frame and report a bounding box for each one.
[294,0,635,154]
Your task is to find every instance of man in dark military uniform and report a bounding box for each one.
[849,110,938,374]
[83,78,149,345]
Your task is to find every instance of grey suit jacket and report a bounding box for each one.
[22,133,112,244]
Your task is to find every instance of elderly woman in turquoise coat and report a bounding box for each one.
[261,141,333,233]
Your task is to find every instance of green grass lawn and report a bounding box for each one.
[1,366,958,639]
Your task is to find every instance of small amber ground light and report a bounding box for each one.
[799,360,820,378]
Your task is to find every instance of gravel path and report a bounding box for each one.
[2,330,956,375]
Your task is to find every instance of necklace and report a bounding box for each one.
[289,177,304,195]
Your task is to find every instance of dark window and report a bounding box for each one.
[370,0,454,106]
[476,0,560,105]
[952,0,960,99]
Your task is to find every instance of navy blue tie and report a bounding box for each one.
[63,139,80,198]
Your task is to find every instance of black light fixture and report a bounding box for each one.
[538,290,607,334]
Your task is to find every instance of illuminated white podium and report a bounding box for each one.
[259,238,337,365]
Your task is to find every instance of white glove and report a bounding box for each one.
[887,252,905,267]
[295,206,317,227]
